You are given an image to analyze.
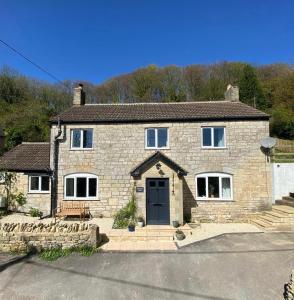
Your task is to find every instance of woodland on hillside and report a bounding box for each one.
[0,62,293,153]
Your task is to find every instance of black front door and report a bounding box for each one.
[146,178,170,225]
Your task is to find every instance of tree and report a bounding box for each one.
[239,64,267,109]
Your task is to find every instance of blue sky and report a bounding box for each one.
[1,0,294,84]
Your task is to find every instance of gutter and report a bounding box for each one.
[50,117,62,216]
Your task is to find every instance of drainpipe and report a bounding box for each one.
[50,117,62,216]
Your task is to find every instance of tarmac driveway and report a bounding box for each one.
[0,232,293,300]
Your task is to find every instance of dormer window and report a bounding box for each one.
[145,128,169,149]
[71,129,93,149]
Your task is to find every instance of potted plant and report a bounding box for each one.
[137,216,144,228]
[172,220,179,228]
[175,229,185,240]
[128,220,136,232]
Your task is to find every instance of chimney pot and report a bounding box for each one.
[225,84,239,101]
[73,84,85,106]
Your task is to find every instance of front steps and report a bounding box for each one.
[107,225,193,242]
[275,193,294,207]
[251,205,294,231]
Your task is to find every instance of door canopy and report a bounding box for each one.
[130,151,188,177]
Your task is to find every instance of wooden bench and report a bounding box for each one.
[54,201,90,221]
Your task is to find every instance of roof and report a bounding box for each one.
[0,143,50,173]
[130,151,188,177]
[50,101,269,124]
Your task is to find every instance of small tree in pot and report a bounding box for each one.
[175,229,185,240]
[137,216,144,227]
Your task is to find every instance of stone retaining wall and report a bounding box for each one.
[0,222,100,252]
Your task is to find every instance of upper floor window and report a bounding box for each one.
[29,175,50,193]
[202,127,225,148]
[64,173,98,200]
[196,173,232,201]
[71,129,93,149]
[145,128,168,149]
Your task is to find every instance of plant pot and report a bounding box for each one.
[128,225,135,232]
[172,220,179,228]
[137,221,144,228]
[176,232,185,240]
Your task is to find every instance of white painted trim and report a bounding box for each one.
[70,128,94,150]
[28,175,50,193]
[201,126,226,149]
[64,173,98,200]
[145,127,169,149]
[195,172,233,201]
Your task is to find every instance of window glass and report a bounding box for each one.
[88,178,97,197]
[214,128,225,147]
[197,177,206,197]
[41,176,49,191]
[158,181,165,187]
[72,130,81,148]
[208,177,219,198]
[76,177,87,197]
[147,129,156,148]
[30,177,39,191]
[149,181,156,187]
[66,178,75,197]
[222,177,231,198]
[158,128,167,148]
[83,129,93,148]
[202,128,212,146]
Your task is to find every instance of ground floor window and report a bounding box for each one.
[196,173,232,200]
[64,173,98,200]
[29,175,50,193]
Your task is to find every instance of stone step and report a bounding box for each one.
[272,205,294,215]
[282,196,294,202]
[263,211,294,223]
[259,214,283,224]
[251,218,274,229]
[276,200,294,208]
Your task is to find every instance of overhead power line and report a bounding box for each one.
[0,38,67,87]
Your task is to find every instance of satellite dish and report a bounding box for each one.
[260,137,276,149]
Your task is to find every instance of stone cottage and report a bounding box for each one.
[0,84,271,223]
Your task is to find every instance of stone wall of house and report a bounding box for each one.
[51,119,271,222]
[0,173,50,215]
[0,222,99,252]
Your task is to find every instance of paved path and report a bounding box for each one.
[0,232,293,300]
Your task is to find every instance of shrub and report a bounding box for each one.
[113,187,137,229]
[29,207,43,218]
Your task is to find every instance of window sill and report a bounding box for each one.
[63,198,99,201]
[196,198,234,202]
[70,148,94,151]
[201,147,228,150]
[145,147,170,150]
[28,191,50,194]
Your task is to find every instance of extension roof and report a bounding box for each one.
[50,101,269,124]
[0,143,50,173]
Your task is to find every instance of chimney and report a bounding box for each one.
[73,84,85,106]
[225,84,239,101]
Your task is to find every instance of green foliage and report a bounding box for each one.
[39,245,100,261]
[0,63,294,143]
[113,186,137,229]
[270,107,294,139]
[29,207,43,218]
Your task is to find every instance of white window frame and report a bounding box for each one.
[145,128,169,149]
[195,172,233,201]
[28,175,50,193]
[64,173,98,200]
[201,126,226,149]
[70,129,93,150]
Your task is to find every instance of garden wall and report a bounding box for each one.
[0,222,100,252]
